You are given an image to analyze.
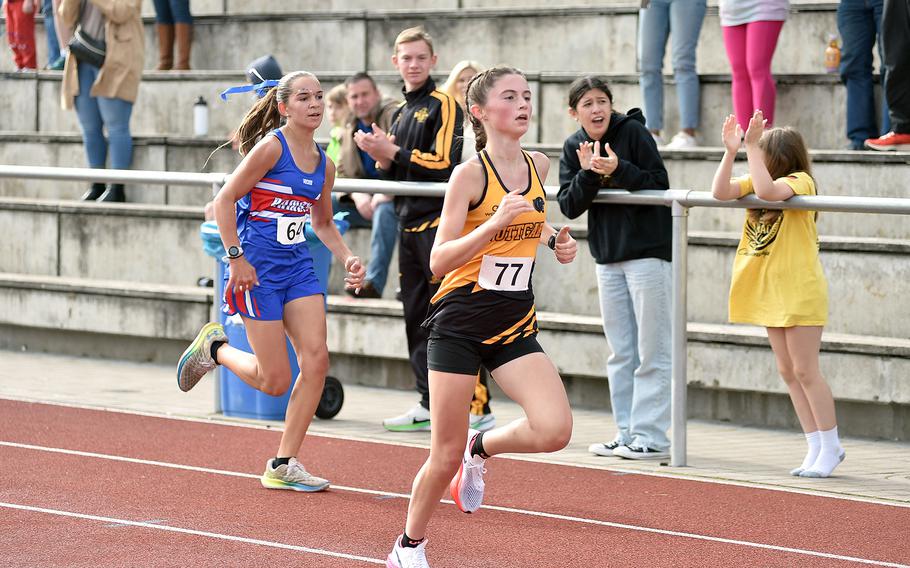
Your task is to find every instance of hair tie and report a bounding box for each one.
[220,79,279,101]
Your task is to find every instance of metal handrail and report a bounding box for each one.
[3,163,910,467]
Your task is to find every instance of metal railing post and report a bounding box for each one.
[211,181,223,414]
[670,199,689,467]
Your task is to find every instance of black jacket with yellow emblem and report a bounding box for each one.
[381,78,463,229]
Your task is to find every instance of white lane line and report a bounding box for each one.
[4,395,908,510]
[0,501,385,565]
[1,440,907,568]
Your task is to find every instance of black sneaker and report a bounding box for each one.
[588,439,625,457]
[613,445,670,460]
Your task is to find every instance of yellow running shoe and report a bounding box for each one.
[260,458,330,492]
[176,322,227,392]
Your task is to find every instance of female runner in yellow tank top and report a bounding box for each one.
[385,66,578,568]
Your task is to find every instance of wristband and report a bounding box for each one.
[547,233,557,251]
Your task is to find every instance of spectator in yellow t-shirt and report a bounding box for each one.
[711,110,845,479]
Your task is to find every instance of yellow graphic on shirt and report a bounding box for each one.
[740,209,784,256]
[414,107,429,123]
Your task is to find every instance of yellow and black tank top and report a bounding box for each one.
[423,150,547,344]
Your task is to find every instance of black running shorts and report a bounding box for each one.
[427,331,544,376]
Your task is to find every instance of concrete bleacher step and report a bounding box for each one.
[3,132,908,239]
[0,69,879,149]
[2,196,907,339]
[0,274,906,438]
[3,4,844,75]
[0,71,884,149]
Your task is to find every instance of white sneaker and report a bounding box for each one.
[387,536,430,568]
[260,458,330,492]
[664,131,697,149]
[650,132,666,147]
[469,412,496,432]
[450,429,487,513]
[383,403,431,432]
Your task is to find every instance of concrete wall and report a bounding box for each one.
[1,71,873,149]
[3,199,907,339]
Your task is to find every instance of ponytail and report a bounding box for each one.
[235,87,281,156]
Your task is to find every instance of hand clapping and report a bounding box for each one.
[743,110,766,148]
[722,114,744,153]
[577,140,618,176]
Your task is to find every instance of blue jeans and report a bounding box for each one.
[152,0,192,24]
[838,0,890,146]
[596,258,672,451]
[74,62,134,170]
[42,0,60,63]
[331,195,399,294]
[638,0,707,132]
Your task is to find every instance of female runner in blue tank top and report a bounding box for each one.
[177,71,365,492]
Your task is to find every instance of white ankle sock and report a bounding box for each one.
[802,426,844,478]
[790,431,820,475]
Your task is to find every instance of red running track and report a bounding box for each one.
[1,398,908,567]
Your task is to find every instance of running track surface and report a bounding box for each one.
[1,399,908,568]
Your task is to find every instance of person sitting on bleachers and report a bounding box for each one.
[332,72,401,300]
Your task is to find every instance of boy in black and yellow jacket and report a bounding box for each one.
[355,26,463,431]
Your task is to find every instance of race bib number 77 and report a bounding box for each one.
[478,255,533,292]
[277,216,307,245]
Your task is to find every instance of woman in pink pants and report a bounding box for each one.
[720,0,789,129]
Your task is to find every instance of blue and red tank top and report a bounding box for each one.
[229,130,327,288]
[235,129,326,253]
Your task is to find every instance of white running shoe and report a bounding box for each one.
[469,412,496,432]
[383,404,431,432]
[386,536,430,568]
[260,458,330,492]
[450,429,486,513]
[650,132,666,147]
[664,131,697,149]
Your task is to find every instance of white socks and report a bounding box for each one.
[790,431,820,476]
[799,426,845,478]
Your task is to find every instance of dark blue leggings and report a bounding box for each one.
[153,0,192,24]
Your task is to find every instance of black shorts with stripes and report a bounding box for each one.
[427,330,544,376]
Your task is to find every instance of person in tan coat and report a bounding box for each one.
[59,0,143,202]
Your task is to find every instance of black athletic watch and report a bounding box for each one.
[547,233,557,251]
[227,245,244,259]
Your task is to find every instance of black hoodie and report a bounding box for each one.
[558,108,672,264]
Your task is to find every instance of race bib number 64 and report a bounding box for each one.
[478,255,533,292]
[277,216,307,245]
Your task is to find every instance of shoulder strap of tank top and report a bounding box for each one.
[468,152,489,211]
